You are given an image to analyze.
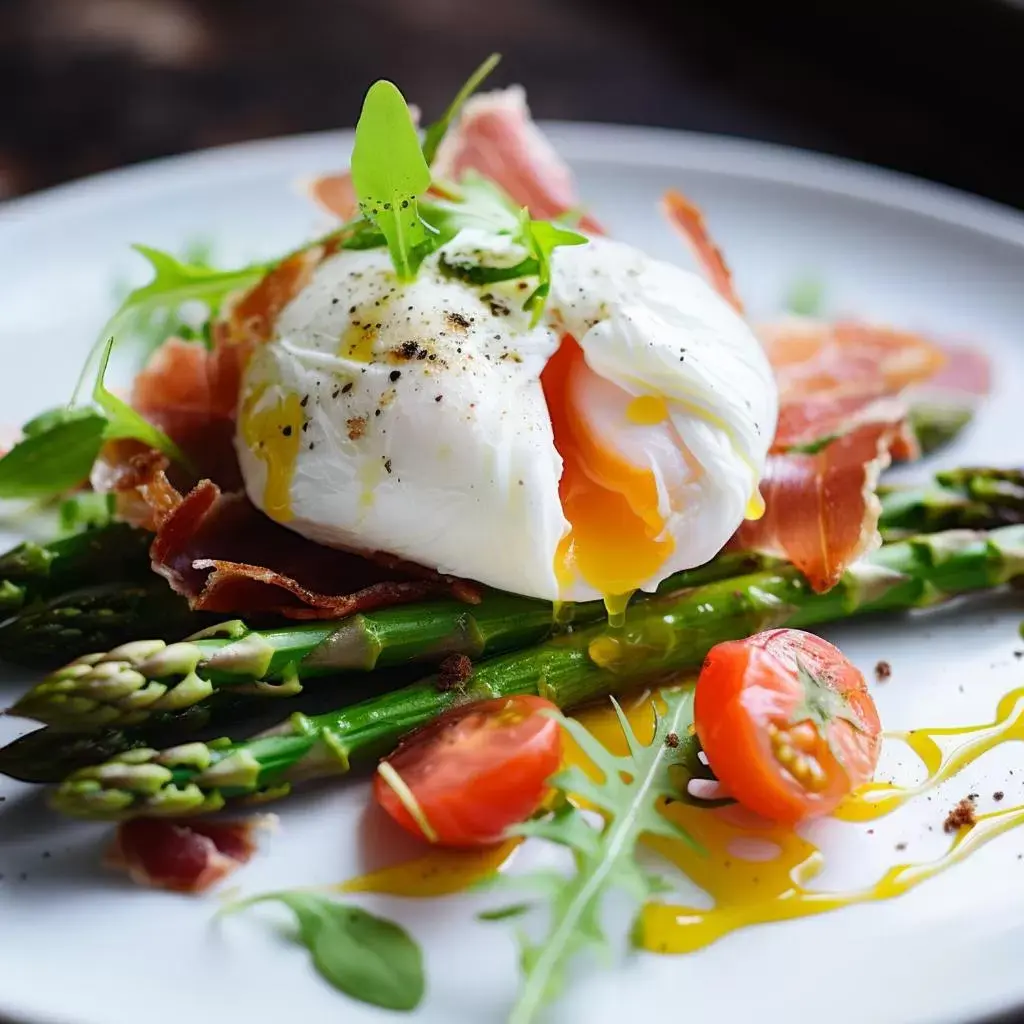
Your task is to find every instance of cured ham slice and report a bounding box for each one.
[734,422,897,592]
[107,453,478,620]
[662,189,744,315]
[106,816,272,894]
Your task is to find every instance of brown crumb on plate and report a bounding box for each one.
[437,653,474,691]
[874,660,892,682]
[943,796,977,834]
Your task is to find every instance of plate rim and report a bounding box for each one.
[1,122,1023,1024]
[4,121,1024,254]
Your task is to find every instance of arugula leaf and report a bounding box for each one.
[73,245,272,402]
[58,492,116,534]
[423,172,522,237]
[351,81,434,281]
[0,408,106,500]
[91,337,193,470]
[785,275,825,317]
[421,53,501,165]
[484,690,702,1023]
[230,892,424,1011]
[521,217,587,324]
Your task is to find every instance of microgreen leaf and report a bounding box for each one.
[229,892,424,1011]
[351,81,433,281]
[483,689,703,1024]
[92,337,193,470]
[521,217,587,325]
[73,246,272,403]
[0,408,106,500]
[785,275,825,317]
[58,492,116,534]
[421,53,501,165]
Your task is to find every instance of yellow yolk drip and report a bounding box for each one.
[626,395,669,426]
[337,840,520,898]
[836,686,1024,822]
[745,487,766,520]
[339,321,379,362]
[338,684,1024,956]
[542,337,674,605]
[240,388,304,523]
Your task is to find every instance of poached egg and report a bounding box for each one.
[236,229,778,604]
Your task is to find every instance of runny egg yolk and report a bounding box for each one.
[541,336,675,611]
[240,387,304,523]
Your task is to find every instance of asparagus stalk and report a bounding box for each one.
[0,523,152,614]
[0,582,210,669]
[14,464,1024,731]
[9,464,1024,730]
[878,468,1024,539]
[8,551,775,731]
[0,667,422,784]
[49,524,1024,820]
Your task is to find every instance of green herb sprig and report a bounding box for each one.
[226,892,425,1012]
[484,689,702,1024]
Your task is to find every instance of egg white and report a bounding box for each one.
[236,229,777,601]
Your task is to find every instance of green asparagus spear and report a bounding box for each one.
[14,463,1024,731]
[0,666,423,784]
[0,582,210,669]
[0,523,151,614]
[8,551,776,731]
[879,468,1024,539]
[49,524,1024,820]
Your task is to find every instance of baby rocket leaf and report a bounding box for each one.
[521,218,587,324]
[92,337,193,470]
[482,689,703,1024]
[229,892,424,1011]
[0,408,106,500]
[421,52,501,165]
[73,246,272,402]
[351,81,434,281]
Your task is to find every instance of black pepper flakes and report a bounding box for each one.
[374,409,381,417]
[300,395,310,408]
[384,458,393,474]
[281,425,293,437]
[342,382,353,394]
[389,370,402,382]
[435,395,443,402]
[665,732,680,749]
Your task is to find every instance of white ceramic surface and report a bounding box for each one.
[2,125,1024,1024]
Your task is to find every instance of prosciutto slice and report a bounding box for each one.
[733,423,899,592]
[106,816,272,894]
[108,454,478,620]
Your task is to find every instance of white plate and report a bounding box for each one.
[2,125,1024,1024]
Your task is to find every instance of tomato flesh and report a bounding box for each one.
[694,628,881,824]
[373,695,563,847]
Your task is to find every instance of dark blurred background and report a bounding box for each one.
[2,0,1024,208]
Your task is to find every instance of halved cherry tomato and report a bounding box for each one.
[694,628,881,824]
[373,695,563,848]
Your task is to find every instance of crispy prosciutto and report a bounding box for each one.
[110,454,479,620]
[106,816,272,894]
